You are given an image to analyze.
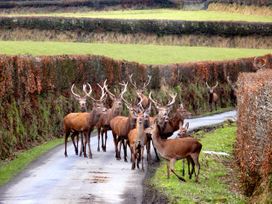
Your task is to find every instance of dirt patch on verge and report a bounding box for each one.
[142,162,169,204]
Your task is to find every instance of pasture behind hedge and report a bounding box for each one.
[0,54,271,160]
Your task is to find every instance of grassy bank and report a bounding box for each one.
[0,138,63,186]
[149,124,246,203]
[3,9,272,23]
[0,41,271,64]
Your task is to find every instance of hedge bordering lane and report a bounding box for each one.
[235,69,272,202]
[0,17,272,37]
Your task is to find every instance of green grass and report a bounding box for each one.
[0,138,63,186]
[0,41,271,65]
[4,9,272,23]
[150,124,246,203]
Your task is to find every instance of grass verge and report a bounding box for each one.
[0,41,271,65]
[0,138,63,187]
[3,9,272,23]
[149,124,246,203]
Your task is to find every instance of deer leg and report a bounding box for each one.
[152,139,160,162]
[97,127,101,152]
[83,132,88,158]
[131,146,136,170]
[170,159,186,182]
[64,132,69,157]
[76,133,79,155]
[104,129,108,152]
[71,132,78,155]
[191,153,200,183]
[116,137,122,160]
[146,139,151,163]
[123,139,128,162]
[79,132,84,157]
[141,146,145,171]
[87,131,92,159]
[182,159,185,177]
[166,162,170,179]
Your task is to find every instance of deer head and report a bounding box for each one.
[149,92,177,128]
[83,82,107,121]
[177,122,189,138]
[71,83,92,112]
[227,76,238,93]
[104,81,128,114]
[253,56,267,71]
[206,81,218,94]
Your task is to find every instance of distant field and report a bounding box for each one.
[3,9,272,23]
[0,41,271,64]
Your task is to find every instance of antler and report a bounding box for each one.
[71,84,82,99]
[143,75,152,89]
[119,81,131,108]
[212,81,219,89]
[205,81,211,89]
[129,74,138,89]
[253,57,266,70]
[148,92,161,110]
[82,83,92,97]
[166,93,177,108]
[104,83,116,101]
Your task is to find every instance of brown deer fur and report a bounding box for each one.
[110,108,138,161]
[96,82,127,152]
[147,121,202,182]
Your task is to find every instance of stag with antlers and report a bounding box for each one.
[227,76,238,106]
[253,56,267,71]
[206,81,219,112]
[96,81,128,152]
[63,83,107,158]
[129,74,152,109]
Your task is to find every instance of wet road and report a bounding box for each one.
[0,110,236,204]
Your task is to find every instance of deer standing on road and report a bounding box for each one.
[63,83,107,158]
[227,76,238,107]
[96,81,128,152]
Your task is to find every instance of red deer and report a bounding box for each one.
[96,81,128,152]
[63,83,107,158]
[206,81,219,112]
[110,92,140,162]
[128,103,152,170]
[227,76,238,106]
[146,120,202,182]
[253,56,267,71]
[147,92,178,161]
[129,74,152,109]
[69,83,92,155]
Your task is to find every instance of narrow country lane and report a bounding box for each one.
[0,110,236,204]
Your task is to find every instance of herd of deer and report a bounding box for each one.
[62,56,266,182]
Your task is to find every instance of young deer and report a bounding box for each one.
[96,81,128,152]
[206,81,219,112]
[146,120,202,182]
[128,103,151,170]
[109,90,139,161]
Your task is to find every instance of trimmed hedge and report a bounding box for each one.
[0,54,271,160]
[235,69,272,202]
[0,16,271,37]
[209,0,272,6]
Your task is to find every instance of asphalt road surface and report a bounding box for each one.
[0,110,236,204]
